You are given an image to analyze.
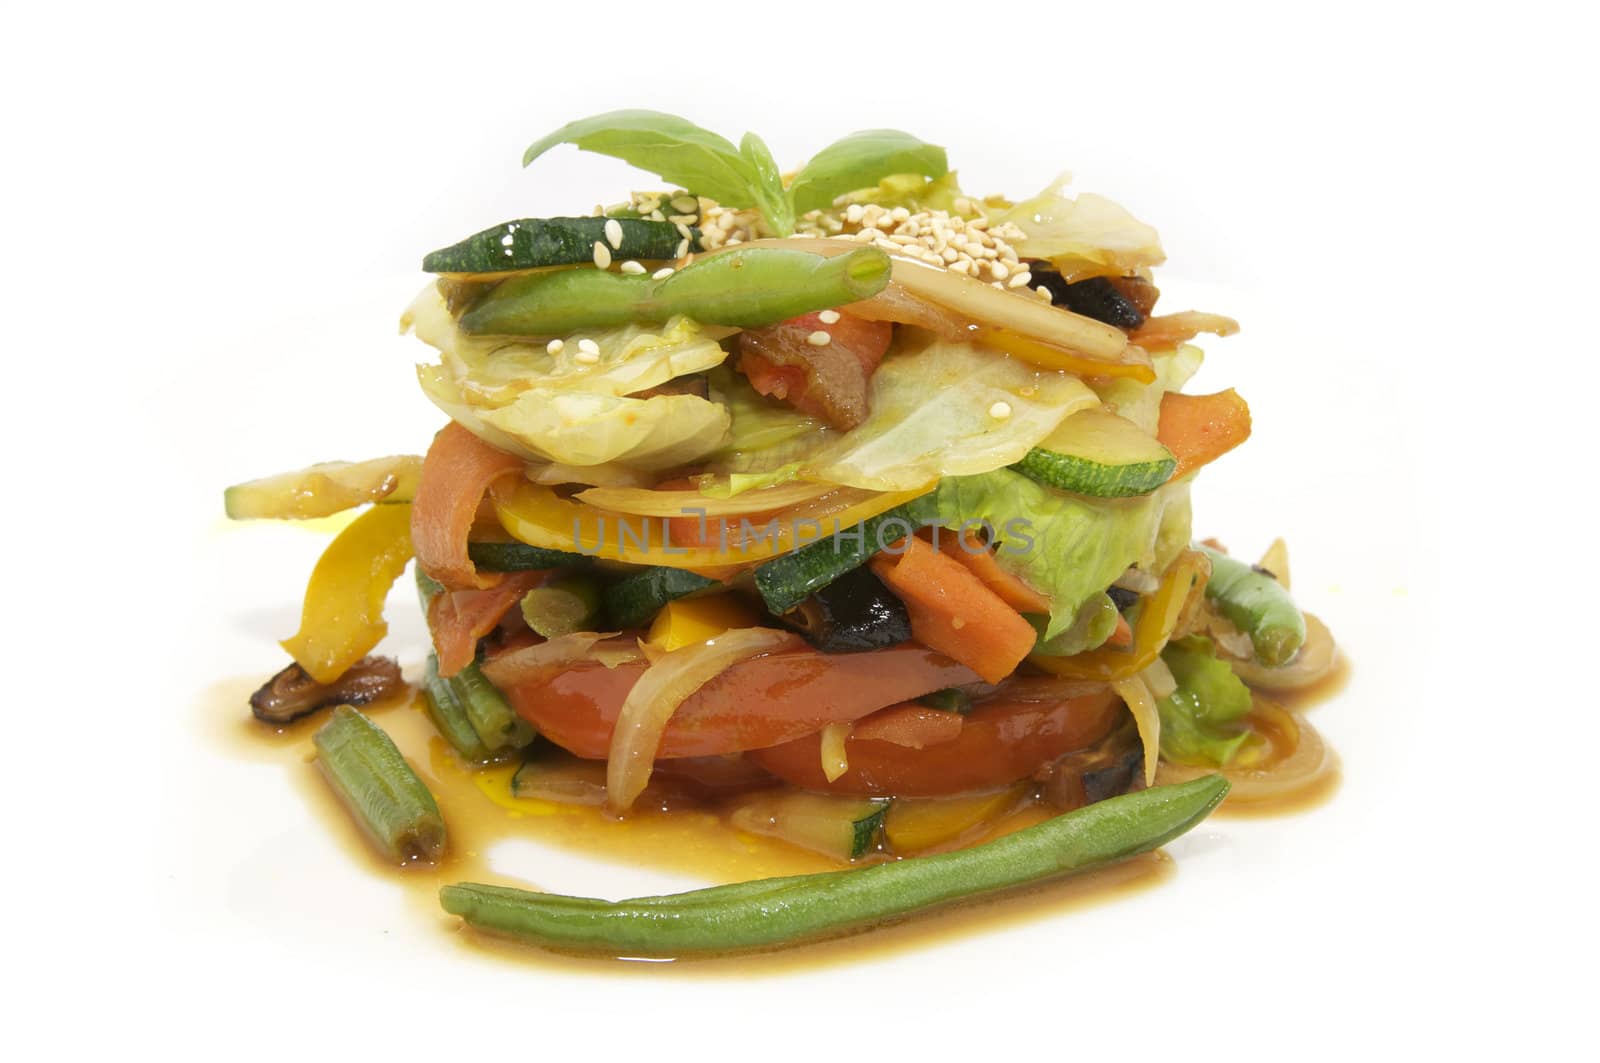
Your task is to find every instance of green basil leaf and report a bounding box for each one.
[787,130,949,215]
[739,131,793,236]
[523,110,760,209]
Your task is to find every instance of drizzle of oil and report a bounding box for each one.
[205,678,1176,970]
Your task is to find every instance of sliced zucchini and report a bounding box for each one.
[603,566,718,630]
[422,217,699,275]
[511,752,609,807]
[774,566,911,654]
[1011,409,1177,498]
[466,541,590,572]
[883,785,1026,853]
[729,792,890,860]
[223,455,421,520]
[754,502,928,615]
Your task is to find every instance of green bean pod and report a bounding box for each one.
[458,245,892,336]
[314,706,447,864]
[1198,545,1306,667]
[421,655,492,761]
[438,774,1228,956]
[452,662,535,752]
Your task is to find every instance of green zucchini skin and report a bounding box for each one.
[602,567,718,630]
[466,541,590,572]
[754,503,927,616]
[422,217,700,274]
[1010,447,1176,498]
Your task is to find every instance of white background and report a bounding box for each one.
[5,1,1595,1058]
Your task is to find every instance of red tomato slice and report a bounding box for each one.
[749,679,1124,796]
[495,643,979,759]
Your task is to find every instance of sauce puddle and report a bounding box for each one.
[204,651,1346,971]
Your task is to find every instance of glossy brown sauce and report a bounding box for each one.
[206,651,1345,969]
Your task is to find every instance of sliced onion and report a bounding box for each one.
[1139,656,1178,700]
[716,237,1132,364]
[1257,537,1291,589]
[479,631,640,688]
[819,722,852,782]
[1110,675,1161,786]
[1226,613,1337,691]
[1157,705,1332,806]
[575,479,836,518]
[606,628,802,811]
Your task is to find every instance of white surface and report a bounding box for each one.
[6,1,1595,1058]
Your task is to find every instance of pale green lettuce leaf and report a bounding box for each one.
[1157,636,1255,767]
[996,173,1165,279]
[921,469,1172,640]
[810,336,1098,491]
[477,389,729,471]
[1094,344,1205,434]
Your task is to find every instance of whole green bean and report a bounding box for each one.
[1198,545,1306,667]
[421,654,491,761]
[314,706,447,864]
[458,245,891,336]
[438,774,1228,955]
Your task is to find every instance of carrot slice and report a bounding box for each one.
[1105,612,1134,649]
[412,422,523,590]
[870,537,1037,684]
[931,532,1050,614]
[428,570,546,677]
[850,703,964,748]
[1157,389,1252,479]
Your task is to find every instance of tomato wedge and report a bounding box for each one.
[495,643,978,759]
[750,679,1123,796]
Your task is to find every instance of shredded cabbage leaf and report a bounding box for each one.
[1095,344,1205,435]
[809,335,1098,491]
[478,389,729,471]
[996,174,1165,281]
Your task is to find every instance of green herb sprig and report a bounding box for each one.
[522,110,948,237]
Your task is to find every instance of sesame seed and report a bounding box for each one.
[949,259,972,275]
[806,330,832,347]
[603,218,624,250]
[1008,271,1033,289]
[546,338,565,355]
[619,260,646,274]
[648,209,665,222]
[991,261,1010,280]
[575,338,601,364]
[667,213,697,225]
[989,401,1013,420]
[652,266,675,280]
[500,233,515,247]
[675,239,690,258]
[671,196,699,213]
[845,204,865,224]
[818,309,841,324]
[592,241,612,269]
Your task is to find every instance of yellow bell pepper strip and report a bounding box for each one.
[645,593,762,652]
[281,504,415,684]
[490,479,931,570]
[1030,549,1208,682]
[971,327,1156,384]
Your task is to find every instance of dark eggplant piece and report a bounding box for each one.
[1106,585,1141,612]
[1028,270,1146,330]
[249,655,405,725]
[1039,720,1144,811]
[774,566,911,654]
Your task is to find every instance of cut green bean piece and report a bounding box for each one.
[453,661,535,751]
[459,245,892,336]
[421,654,492,761]
[439,774,1228,955]
[1197,545,1306,667]
[520,573,602,638]
[314,706,446,864]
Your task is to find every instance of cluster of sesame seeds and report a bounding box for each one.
[574,338,601,364]
[798,203,1041,295]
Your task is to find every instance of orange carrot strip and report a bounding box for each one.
[412,422,523,590]
[850,703,965,749]
[932,532,1050,614]
[1106,612,1134,649]
[870,537,1038,684]
[1157,389,1252,479]
[428,570,546,677]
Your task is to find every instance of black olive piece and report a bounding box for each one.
[776,566,912,654]
[1106,585,1141,612]
[1028,270,1146,330]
